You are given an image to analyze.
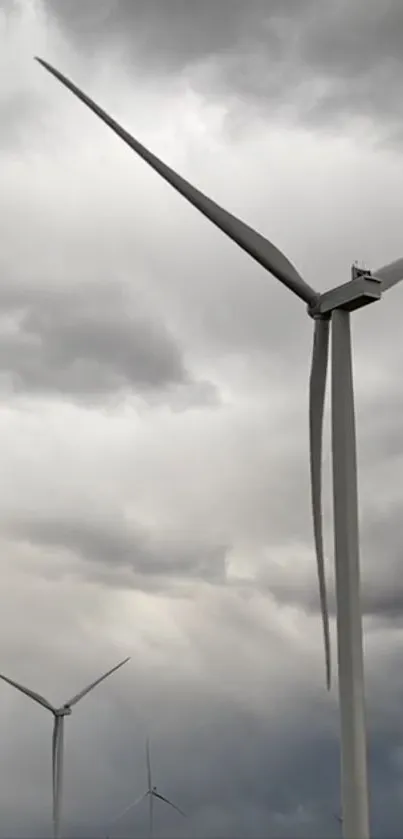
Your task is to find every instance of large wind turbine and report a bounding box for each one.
[0,656,130,838]
[107,738,185,839]
[35,58,403,839]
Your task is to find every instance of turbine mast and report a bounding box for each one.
[331,309,369,838]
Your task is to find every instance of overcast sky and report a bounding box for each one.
[2,1,403,836]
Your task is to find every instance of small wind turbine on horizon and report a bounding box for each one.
[107,737,185,839]
[334,812,343,836]
[35,58,403,839]
[0,656,130,839]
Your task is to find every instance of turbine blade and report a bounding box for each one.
[52,716,64,839]
[65,657,130,707]
[0,672,54,711]
[35,58,318,307]
[309,316,331,690]
[146,737,152,791]
[109,792,148,826]
[373,256,403,292]
[152,791,186,816]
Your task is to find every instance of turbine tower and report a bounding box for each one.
[35,58,403,839]
[107,738,185,839]
[0,656,130,838]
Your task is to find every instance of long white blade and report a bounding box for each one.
[108,791,148,826]
[309,316,331,690]
[0,672,54,712]
[373,256,403,292]
[35,58,318,307]
[65,656,130,707]
[152,790,186,816]
[146,737,152,791]
[52,715,64,839]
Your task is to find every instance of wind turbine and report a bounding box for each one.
[334,812,344,837]
[107,738,185,839]
[34,58,403,839]
[0,656,130,838]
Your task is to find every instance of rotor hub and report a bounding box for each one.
[55,705,72,717]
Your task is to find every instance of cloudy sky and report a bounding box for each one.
[2,1,403,836]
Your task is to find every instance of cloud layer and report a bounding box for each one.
[1,1,403,836]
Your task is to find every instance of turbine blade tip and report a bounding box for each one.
[35,57,54,73]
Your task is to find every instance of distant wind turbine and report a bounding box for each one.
[0,657,130,839]
[107,738,185,839]
[35,58,403,839]
[335,812,343,836]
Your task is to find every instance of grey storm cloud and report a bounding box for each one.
[41,0,311,70]
[254,466,403,628]
[0,672,340,838]
[4,641,403,838]
[40,0,403,140]
[2,2,403,837]
[0,277,218,405]
[6,511,228,589]
[0,88,44,151]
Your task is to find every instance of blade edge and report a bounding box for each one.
[146,737,152,790]
[373,256,403,292]
[152,791,186,816]
[66,656,130,707]
[35,58,318,307]
[0,673,54,711]
[309,316,331,690]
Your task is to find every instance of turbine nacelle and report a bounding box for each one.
[55,706,72,717]
[307,269,382,320]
